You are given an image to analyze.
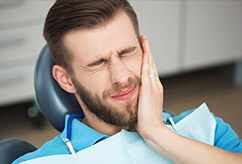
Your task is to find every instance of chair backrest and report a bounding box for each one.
[34,45,83,132]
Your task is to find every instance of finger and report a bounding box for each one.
[141,35,151,54]
[140,35,146,54]
[141,36,154,69]
[140,35,150,79]
[140,36,164,104]
[150,55,160,83]
[140,35,163,92]
[141,50,150,84]
[142,36,160,82]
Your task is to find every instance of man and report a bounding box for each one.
[14,0,242,163]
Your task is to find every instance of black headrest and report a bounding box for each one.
[34,45,83,132]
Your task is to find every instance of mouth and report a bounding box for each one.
[111,86,137,101]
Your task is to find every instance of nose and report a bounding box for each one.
[109,56,132,86]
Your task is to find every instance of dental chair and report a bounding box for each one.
[0,45,82,164]
[0,45,174,164]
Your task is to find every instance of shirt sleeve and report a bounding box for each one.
[12,135,68,164]
[213,116,242,153]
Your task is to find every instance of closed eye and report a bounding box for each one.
[119,47,137,57]
[87,58,108,67]
[86,46,137,68]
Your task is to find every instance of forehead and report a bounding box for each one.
[63,11,139,66]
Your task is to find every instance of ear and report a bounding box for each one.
[52,65,76,93]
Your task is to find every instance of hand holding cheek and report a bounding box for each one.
[136,35,165,139]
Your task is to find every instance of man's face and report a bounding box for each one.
[64,11,143,129]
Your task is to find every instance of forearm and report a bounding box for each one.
[137,36,242,163]
[142,126,242,164]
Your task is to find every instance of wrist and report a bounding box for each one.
[140,124,176,158]
[139,122,167,141]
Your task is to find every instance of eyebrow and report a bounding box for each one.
[86,46,137,67]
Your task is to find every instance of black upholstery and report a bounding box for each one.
[34,45,82,132]
[0,138,37,164]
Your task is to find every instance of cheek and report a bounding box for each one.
[75,73,109,98]
[93,76,114,98]
[123,55,142,77]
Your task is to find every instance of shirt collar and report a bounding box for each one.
[61,111,171,151]
[61,114,109,151]
[163,111,172,123]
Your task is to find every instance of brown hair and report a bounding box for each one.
[43,0,140,73]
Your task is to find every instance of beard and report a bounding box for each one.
[71,75,141,129]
